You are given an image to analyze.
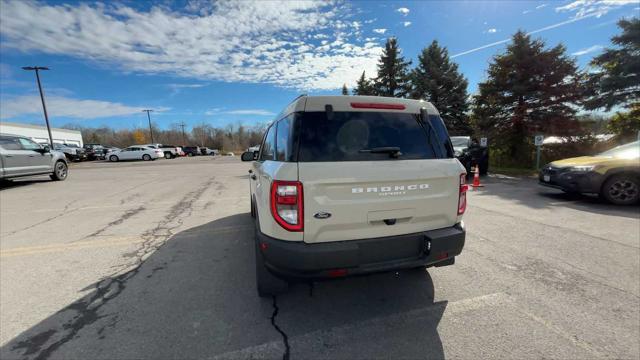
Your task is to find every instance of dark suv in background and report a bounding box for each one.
[182,146,200,156]
[83,143,106,160]
[451,136,489,175]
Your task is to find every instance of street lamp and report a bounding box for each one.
[22,66,53,147]
[142,109,154,144]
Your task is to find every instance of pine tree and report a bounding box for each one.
[584,18,639,111]
[341,83,349,95]
[472,31,585,165]
[374,38,411,97]
[353,71,375,95]
[411,40,471,134]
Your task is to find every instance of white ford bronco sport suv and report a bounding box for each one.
[241,95,468,297]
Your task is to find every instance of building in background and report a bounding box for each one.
[0,122,83,146]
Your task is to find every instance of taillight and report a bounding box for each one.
[350,102,406,110]
[270,180,303,231]
[458,173,468,215]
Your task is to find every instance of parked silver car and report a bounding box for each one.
[0,134,68,181]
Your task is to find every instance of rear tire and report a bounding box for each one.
[601,174,639,205]
[164,152,172,159]
[50,161,68,181]
[254,219,288,297]
[142,154,151,161]
[109,155,119,162]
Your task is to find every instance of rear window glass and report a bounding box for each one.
[298,111,447,162]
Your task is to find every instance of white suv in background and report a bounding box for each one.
[242,95,468,296]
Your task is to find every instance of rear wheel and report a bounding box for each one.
[601,174,639,205]
[164,152,172,159]
[50,161,68,181]
[142,154,151,161]
[109,155,119,162]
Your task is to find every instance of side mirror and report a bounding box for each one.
[43,145,50,152]
[241,151,255,162]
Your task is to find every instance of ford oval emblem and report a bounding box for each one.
[314,212,332,219]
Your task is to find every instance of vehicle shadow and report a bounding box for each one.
[475,174,639,219]
[1,213,446,360]
[0,177,51,191]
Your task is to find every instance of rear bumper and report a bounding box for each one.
[257,223,465,280]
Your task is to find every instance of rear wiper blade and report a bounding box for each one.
[359,147,403,158]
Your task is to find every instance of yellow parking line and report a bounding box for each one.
[1,225,254,258]
[1,236,143,258]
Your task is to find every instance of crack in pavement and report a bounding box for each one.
[270,296,290,360]
[84,206,146,239]
[8,178,218,360]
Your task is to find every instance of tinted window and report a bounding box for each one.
[260,125,276,161]
[428,115,454,158]
[0,137,21,150]
[276,116,292,161]
[298,111,443,162]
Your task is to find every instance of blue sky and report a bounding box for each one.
[0,0,638,131]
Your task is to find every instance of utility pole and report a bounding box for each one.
[142,110,154,144]
[179,121,187,146]
[22,66,54,147]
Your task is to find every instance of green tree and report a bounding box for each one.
[585,18,640,111]
[341,84,349,95]
[353,71,375,95]
[472,31,585,164]
[411,40,471,134]
[607,104,640,142]
[374,38,411,97]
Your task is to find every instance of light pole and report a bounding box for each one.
[142,109,154,143]
[179,121,187,146]
[22,66,53,147]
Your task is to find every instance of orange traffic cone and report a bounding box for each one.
[472,165,483,190]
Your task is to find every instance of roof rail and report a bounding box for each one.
[288,94,307,105]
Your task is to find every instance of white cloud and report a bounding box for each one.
[396,7,410,16]
[0,1,382,91]
[204,108,275,116]
[0,95,168,119]
[523,10,532,14]
[536,4,548,9]
[225,109,276,116]
[373,28,387,34]
[571,44,604,56]
[487,28,497,33]
[556,0,636,19]
[403,21,412,27]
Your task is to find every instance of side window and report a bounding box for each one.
[259,125,276,161]
[18,138,41,150]
[428,115,454,158]
[0,137,22,150]
[276,116,292,161]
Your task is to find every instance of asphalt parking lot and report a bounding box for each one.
[1,156,638,360]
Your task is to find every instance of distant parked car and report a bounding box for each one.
[540,140,640,205]
[83,143,106,160]
[450,136,489,175]
[247,145,260,153]
[53,143,87,162]
[107,146,163,162]
[0,134,68,181]
[141,144,182,159]
[200,147,218,156]
[182,146,200,157]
